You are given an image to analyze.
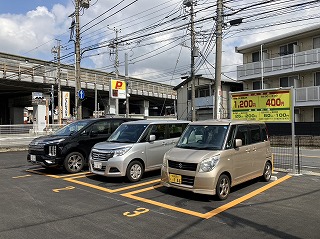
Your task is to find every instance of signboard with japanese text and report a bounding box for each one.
[62,91,70,119]
[231,89,292,122]
[110,79,126,99]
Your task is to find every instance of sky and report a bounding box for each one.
[1,0,320,86]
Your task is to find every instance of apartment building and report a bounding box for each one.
[174,76,242,121]
[235,24,320,122]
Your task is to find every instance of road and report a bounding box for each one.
[0,151,319,239]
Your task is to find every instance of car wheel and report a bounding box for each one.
[262,161,272,182]
[126,160,144,182]
[63,152,84,173]
[215,174,230,200]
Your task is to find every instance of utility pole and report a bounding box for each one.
[214,0,223,119]
[75,0,81,120]
[183,0,196,122]
[125,53,129,118]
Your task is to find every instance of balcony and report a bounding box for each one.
[295,86,320,107]
[237,48,320,81]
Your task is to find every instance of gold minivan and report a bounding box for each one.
[160,119,272,200]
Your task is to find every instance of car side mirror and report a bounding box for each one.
[235,139,242,147]
[149,134,156,142]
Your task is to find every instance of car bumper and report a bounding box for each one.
[160,166,217,195]
[27,154,63,167]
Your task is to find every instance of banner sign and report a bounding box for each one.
[231,89,292,122]
[110,79,126,99]
[62,91,70,119]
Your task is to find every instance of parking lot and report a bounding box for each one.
[1,151,320,239]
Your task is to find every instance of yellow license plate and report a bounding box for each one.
[169,174,182,184]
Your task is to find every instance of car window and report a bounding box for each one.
[168,123,188,139]
[225,125,237,149]
[235,125,248,146]
[90,121,111,135]
[250,125,261,144]
[150,124,166,140]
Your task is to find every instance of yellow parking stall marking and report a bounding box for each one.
[203,174,292,219]
[121,185,206,218]
[26,168,92,179]
[121,175,292,219]
[12,174,32,179]
[64,176,160,193]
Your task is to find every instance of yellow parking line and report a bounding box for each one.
[121,175,292,219]
[26,168,92,178]
[121,185,206,218]
[203,174,292,219]
[64,177,160,193]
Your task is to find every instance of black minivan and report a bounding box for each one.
[27,118,138,173]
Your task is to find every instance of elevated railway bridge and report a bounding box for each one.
[0,52,176,124]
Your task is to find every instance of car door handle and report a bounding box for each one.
[162,142,167,146]
[252,147,257,151]
[246,148,251,152]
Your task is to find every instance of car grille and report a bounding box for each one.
[180,175,195,186]
[168,160,197,171]
[29,141,46,151]
[91,151,114,161]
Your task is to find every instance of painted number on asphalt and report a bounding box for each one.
[52,186,75,193]
[123,207,149,217]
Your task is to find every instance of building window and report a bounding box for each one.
[279,42,297,56]
[187,89,191,100]
[314,108,320,122]
[252,52,260,62]
[280,76,297,87]
[196,87,210,98]
[313,37,320,49]
[315,72,320,86]
[253,81,261,90]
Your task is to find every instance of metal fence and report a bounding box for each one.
[270,135,320,174]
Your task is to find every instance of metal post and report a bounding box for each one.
[75,0,81,120]
[214,0,223,119]
[291,87,296,174]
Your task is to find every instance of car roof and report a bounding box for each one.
[121,119,190,125]
[189,119,265,126]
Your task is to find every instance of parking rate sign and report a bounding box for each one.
[231,89,292,122]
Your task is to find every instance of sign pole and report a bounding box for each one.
[291,87,296,174]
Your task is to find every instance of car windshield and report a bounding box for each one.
[108,124,148,143]
[176,125,228,150]
[53,120,90,136]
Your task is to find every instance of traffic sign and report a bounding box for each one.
[78,89,85,100]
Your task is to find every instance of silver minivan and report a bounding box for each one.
[161,119,272,200]
[89,120,189,182]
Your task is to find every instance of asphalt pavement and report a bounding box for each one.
[0,151,319,239]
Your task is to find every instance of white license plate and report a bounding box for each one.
[30,155,36,162]
[93,162,102,169]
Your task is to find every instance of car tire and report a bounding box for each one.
[262,161,272,182]
[63,152,84,173]
[126,160,144,182]
[215,174,230,201]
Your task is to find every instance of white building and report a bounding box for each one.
[236,24,320,122]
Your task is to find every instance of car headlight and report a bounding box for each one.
[49,138,65,144]
[114,146,132,156]
[199,155,220,173]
